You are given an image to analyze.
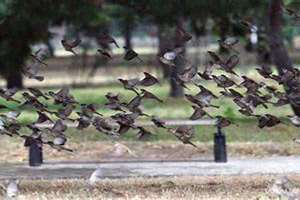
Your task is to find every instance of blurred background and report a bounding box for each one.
[1,0,300,162]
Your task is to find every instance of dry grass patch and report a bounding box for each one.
[0,175,291,199]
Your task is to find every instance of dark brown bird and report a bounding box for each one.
[54,104,75,121]
[123,46,144,63]
[151,116,166,128]
[139,72,159,87]
[0,88,20,103]
[216,116,232,128]
[220,55,239,76]
[61,39,81,55]
[141,89,163,103]
[27,87,49,100]
[257,114,281,128]
[97,33,119,48]
[207,51,223,65]
[36,111,53,124]
[118,78,140,95]
[198,61,214,80]
[136,126,152,140]
[218,37,239,54]
[177,66,197,83]
[176,27,193,43]
[256,66,273,79]
[212,75,237,89]
[97,49,112,59]
[168,125,197,148]
[30,48,48,66]
[23,63,44,81]
[190,105,212,120]
[240,76,265,94]
[93,117,119,137]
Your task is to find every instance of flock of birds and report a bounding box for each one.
[1,6,300,199]
[2,22,300,154]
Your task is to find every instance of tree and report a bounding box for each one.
[0,0,102,88]
[268,0,300,116]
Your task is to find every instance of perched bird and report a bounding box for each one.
[61,38,81,55]
[97,33,119,48]
[89,168,104,185]
[6,179,19,198]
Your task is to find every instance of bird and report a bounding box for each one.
[159,47,184,66]
[136,126,152,140]
[89,168,104,185]
[118,78,140,95]
[123,46,144,63]
[0,88,20,103]
[97,48,112,59]
[61,38,81,55]
[168,125,198,148]
[97,33,119,48]
[27,87,49,100]
[23,62,44,81]
[141,89,163,103]
[151,116,167,128]
[219,55,239,76]
[139,72,159,87]
[216,116,232,128]
[212,75,237,89]
[6,179,19,198]
[176,27,193,43]
[30,48,48,66]
[112,142,136,157]
[287,115,300,127]
[190,105,212,120]
[218,37,239,54]
[257,114,281,128]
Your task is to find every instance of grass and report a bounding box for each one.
[0,175,296,199]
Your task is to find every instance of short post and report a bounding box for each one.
[214,125,227,163]
[24,137,43,167]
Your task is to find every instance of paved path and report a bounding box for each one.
[1,156,300,180]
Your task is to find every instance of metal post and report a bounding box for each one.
[214,125,227,163]
[24,137,43,167]
[29,142,43,166]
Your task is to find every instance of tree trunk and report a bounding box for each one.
[6,68,23,89]
[157,24,172,79]
[268,0,300,116]
[124,21,132,49]
[170,18,185,98]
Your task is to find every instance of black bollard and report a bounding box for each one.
[24,137,43,167]
[214,125,227,163]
